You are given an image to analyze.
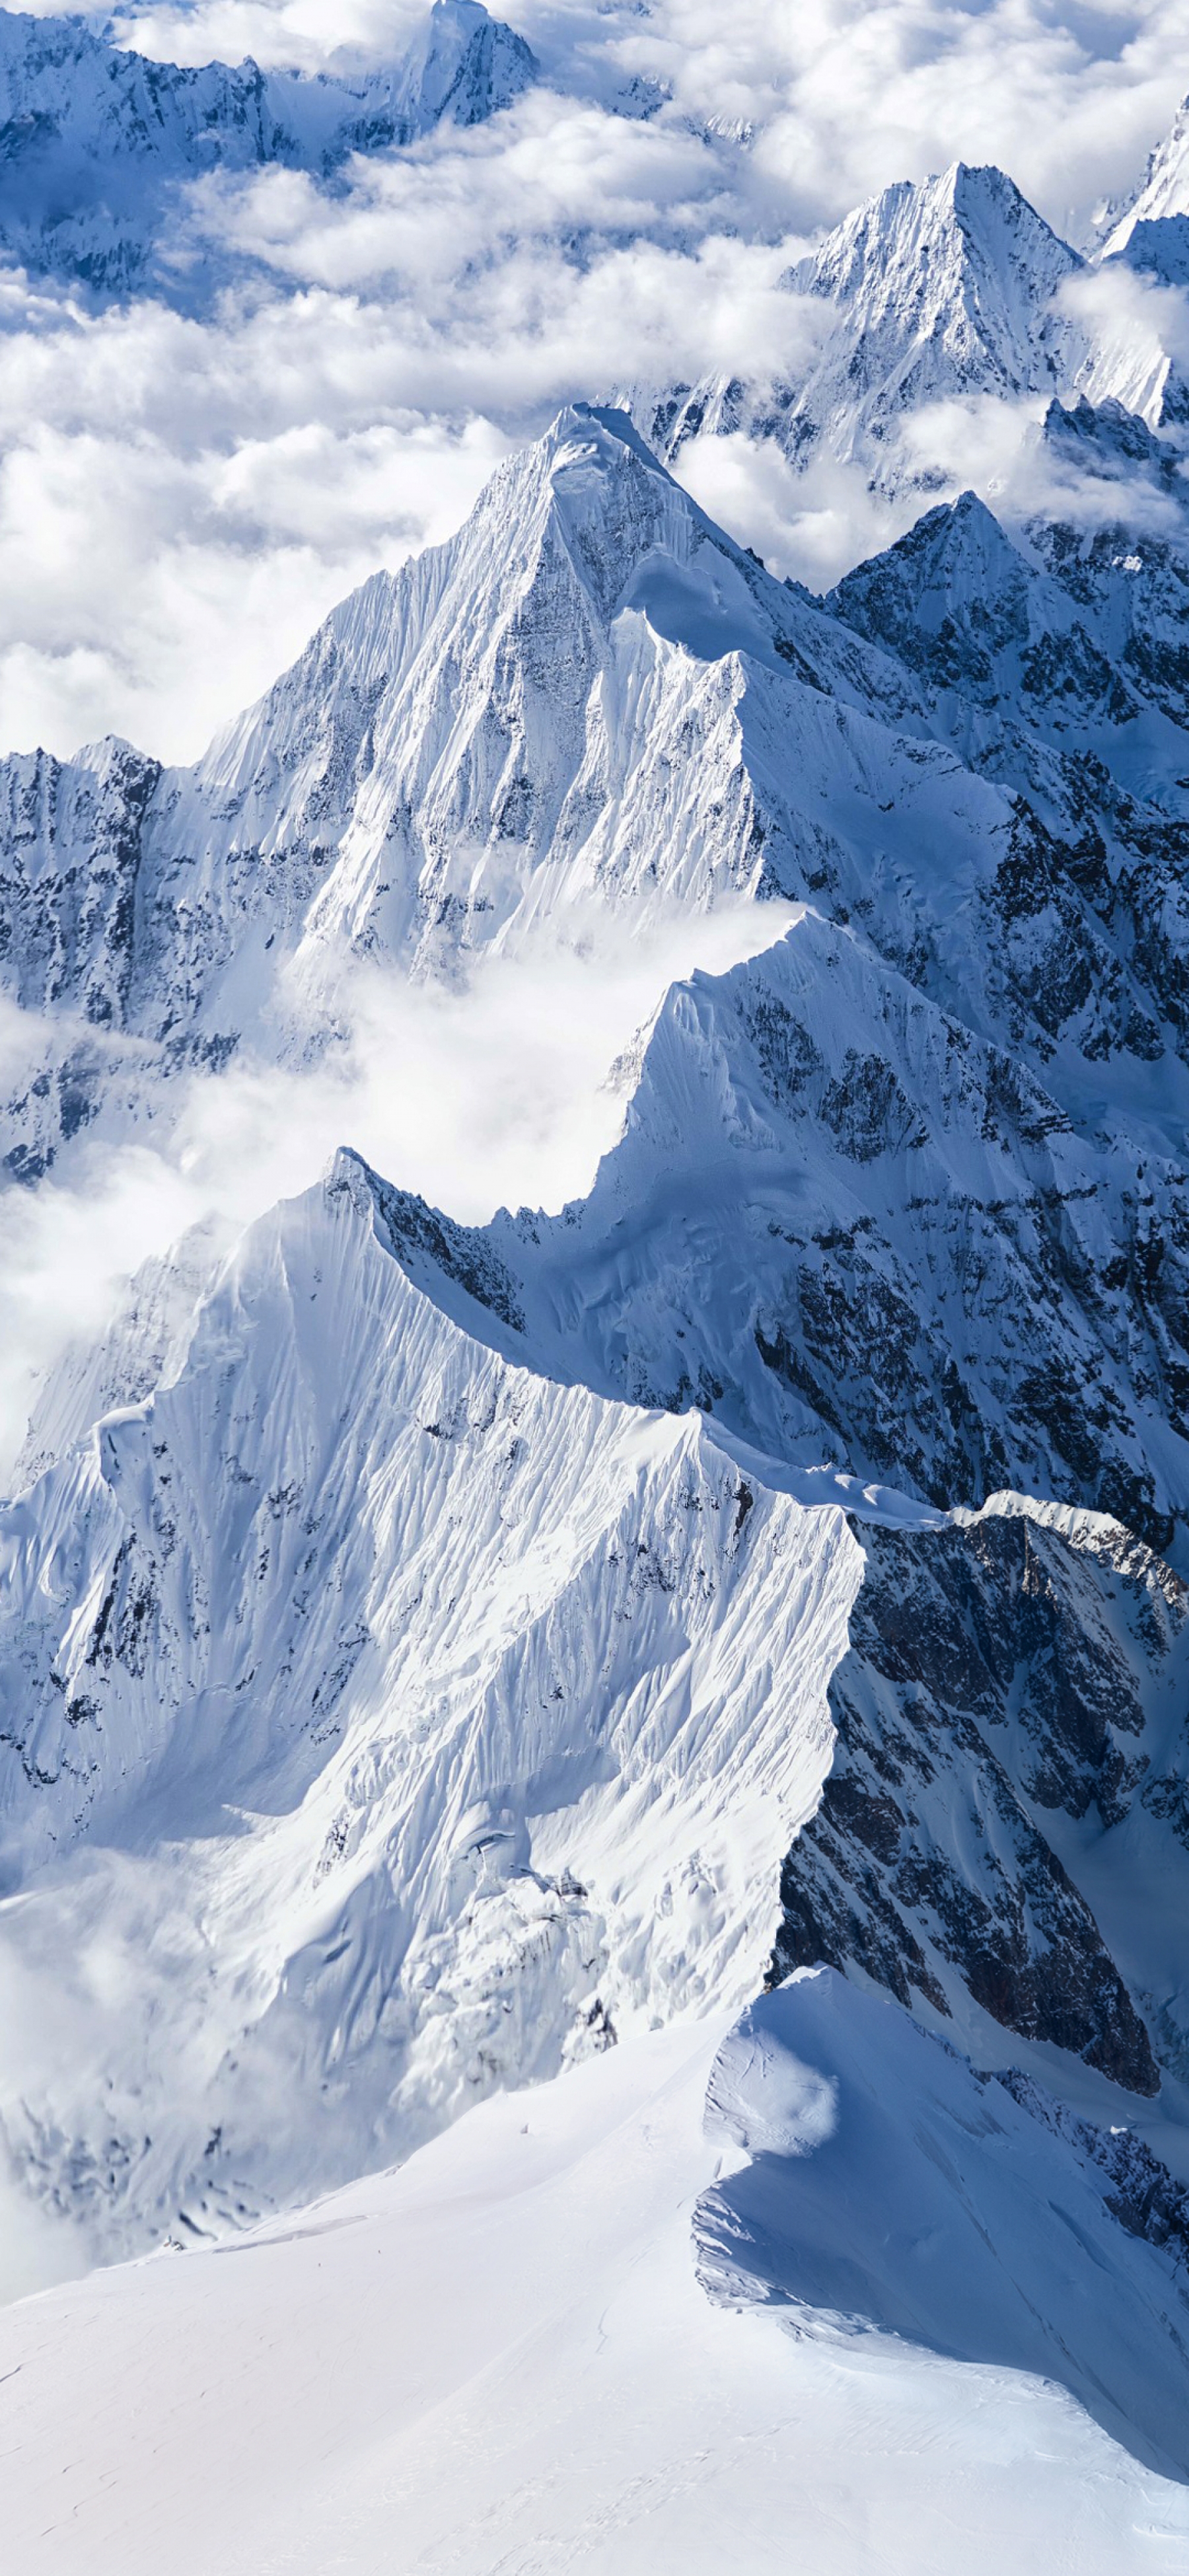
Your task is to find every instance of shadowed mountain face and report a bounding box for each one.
[698,1974,1189,2484]
[770,1502,1189,2102]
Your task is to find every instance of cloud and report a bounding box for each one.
[0,5,1186,769]
[0,404,512,761]
[0,898,799,1479]
[672,429,916,589]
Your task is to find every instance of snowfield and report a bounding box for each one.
[2,1986,1188,2574]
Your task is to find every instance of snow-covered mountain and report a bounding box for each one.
[5,5,1189,2555]
[0,402,937,1175]
[5,1111,1189,2318]
[3,188,1189,2515]
[0,1147,861,2259]
[362,910,1189,1552]
[0,1,537,291]
[651,164,1085,477]
[9,396,1189,1194]
[1102,89,1189,277]
[644,153,1189,491]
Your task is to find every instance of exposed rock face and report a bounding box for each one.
[772,1498,1189,2096]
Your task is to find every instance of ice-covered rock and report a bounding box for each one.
[651,165,1084,483]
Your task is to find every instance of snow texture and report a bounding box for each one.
[0,1148,860,2260]
[699,1970,1189,2482]
[3,78,1189,2525]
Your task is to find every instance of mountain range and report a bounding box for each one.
[0,0,538,291]
[3,25,1189,2543]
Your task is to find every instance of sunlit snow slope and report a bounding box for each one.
[0,1149,860,2263]
[1,2005,1187,2574]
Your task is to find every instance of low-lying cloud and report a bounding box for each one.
[0,899,800,1481]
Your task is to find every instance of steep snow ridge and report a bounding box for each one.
[647,154,1189,486]
[0,1148,861,2259]
[188,402,929,991]
[0,404,975,1171]
[787,163,1081,441]
[9,405,1189,1191]
[1104,93,1189,260]
[829,474,1189,776]
[0,2,538,293]
[699,1972,1189,2481]
[826,455,1189,871]
[826,458,1189,1086]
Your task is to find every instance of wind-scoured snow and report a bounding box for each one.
[700,1970,1189,2481]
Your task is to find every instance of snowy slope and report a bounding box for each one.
[1103,92,1189,269]
[8,1105,1184,2273]
[643,152,1189,491]
[9,400,1188,1191]
[1,2006,1187,2573]
[700,1973,1189,2481]
[0,403,949,1173]
[0,1147,860,2262]
[359,908,1189,1552]
[0,1,537,292]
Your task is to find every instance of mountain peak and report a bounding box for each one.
[793,159,1081,341]
[737,161,1088,476]
[1102,91,1189,257]
[392,0,537,133]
